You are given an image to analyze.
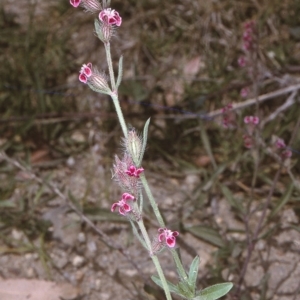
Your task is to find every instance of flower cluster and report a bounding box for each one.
[243,115,259,148]
[242,21,256,52]
[238,21,257,99]
[221,103,236,129]
[70,0,122,44]
[274,138,292,161]
[113,153,143,194]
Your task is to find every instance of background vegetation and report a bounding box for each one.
[0,0,300,299]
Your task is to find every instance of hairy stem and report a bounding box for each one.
[140,173,188,282]
[137,219,173,300]
[110,92,128,138]
[104,42,116,90]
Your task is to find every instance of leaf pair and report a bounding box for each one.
[152,255,233,299]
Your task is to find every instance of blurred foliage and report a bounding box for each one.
[0,0,300,299]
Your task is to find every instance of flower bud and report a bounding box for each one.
[125,129,143,165]
[88,69,111,94]
[70,0,102,13]
[94,19,114,43]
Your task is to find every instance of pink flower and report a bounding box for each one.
[99,8,122,26]
[275,138,286,149]
[125,165,144,178]
[242,21,256,52]
[79,62,93,83]
[78,62,111,93]
[111,193,135,216]
[238,56,247,67]
[158,228,179,248]
[281,149,292,159]
[240,87,249,98]
[221,103,235,128]
[244,115,259,125]
[243,134,253,149]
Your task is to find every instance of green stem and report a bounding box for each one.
[111,92,128,138]
[104,42,127,138]
[140,173,188,282]
[137,218,172,300]
[140,174,165,228]
[104,42,116,91]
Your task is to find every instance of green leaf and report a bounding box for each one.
[185,225,225,247]
[193,282,233,300]
[116,55,123,89]
[0,200,15,208]
[177,281,194,298]
[220,184,244,213]
[188,256,200,289]
[269,183,293,218]
[138,118,150,166]
[200,123,217,170]
[151,275,180,295]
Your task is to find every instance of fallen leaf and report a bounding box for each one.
[0,279,79,300]
[183,56,203,77]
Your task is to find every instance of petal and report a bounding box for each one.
[253,116,259,124]
[158,233,165,242]
[83,66,92,77]
[244,116,250,124]
[70,0,81,8]
[122,193,135,201]
[111,203,118,212]
[119,207,126,215]
[166,236,176,248]
[158,228,165,233]
[172,231,179,237]
[79,73,87,83]
[115,16,122,26]
[135,168,144,176]
[123,203,131,212]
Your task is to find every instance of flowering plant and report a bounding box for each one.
[70,1,233,299]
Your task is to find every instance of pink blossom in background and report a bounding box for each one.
[275,138,286,149]
[238,56,247,67]
[244,115,259,125]
[243,135,253,149]
[242,21,255,52]
[221,103,235,128]
[111,193,135,216]
[240,87,249,98]
[158,228,179,248]
[281,149,292,159]
[99,8,122,26]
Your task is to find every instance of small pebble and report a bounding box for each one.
[77,232,86,243]
[72,255,85,268]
